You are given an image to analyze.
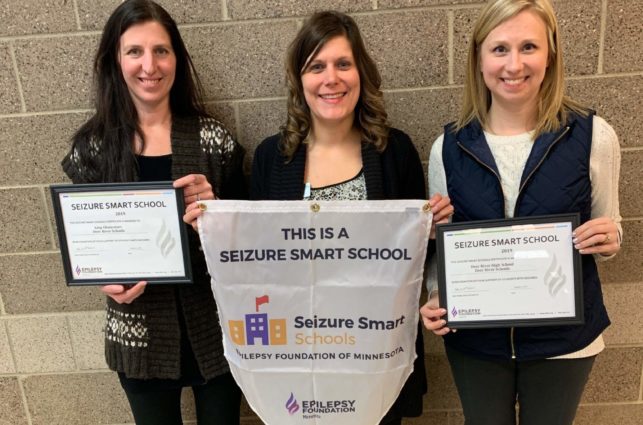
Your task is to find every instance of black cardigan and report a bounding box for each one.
[62,115,246,380]
[251,128,428,418]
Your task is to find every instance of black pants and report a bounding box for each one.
[120,372,242,425]
[446,345,595,425]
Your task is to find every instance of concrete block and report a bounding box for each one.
[0,378,27,425]
[228,0,372,20]
[379,0,480,8]
[567,75,643,148]
[205,101,238,140]
[575,404,643,425]
[237,99,288,167]
[23,372,132,425]
[620,150,643,218]
[453,8,480,85]
[603,0,643,73]
[6,316,75,373]
[76,0,223,31]
[0,253,104,314]
[0,1,76,36]
[598,220,643,284]
[553,0,602,76]
[385,87,463,162]
[0,44,21,114]
[68,311,108,370]
[355,10,449,89]
[0,188,52,254]
[13,36,98,112]
[0,113,89,186]
[602,283,643,345]
[582,347,643,403]
[0,322,16,374]
[182,21,297,100]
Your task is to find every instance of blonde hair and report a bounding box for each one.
[455,0,588,136]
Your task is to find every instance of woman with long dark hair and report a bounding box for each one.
[62,1,245,423]
[251,11,453,424]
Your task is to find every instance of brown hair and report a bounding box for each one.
[281,10,388,160]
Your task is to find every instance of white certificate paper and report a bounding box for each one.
[51,183,191,285]
[437,215,583,328]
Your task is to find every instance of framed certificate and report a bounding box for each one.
[50,182,193,286]
[436,214,583,329]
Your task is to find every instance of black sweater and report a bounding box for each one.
[62,115,246,380]
[250,128,428,418]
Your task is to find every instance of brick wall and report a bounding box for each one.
[0,1,641,424]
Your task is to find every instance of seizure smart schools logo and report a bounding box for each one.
[228,295,287,345]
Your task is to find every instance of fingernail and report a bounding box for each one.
[572,238,578,244]
[572,231,576,237]
[574,244,580,249]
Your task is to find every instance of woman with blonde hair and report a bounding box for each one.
[252,10,453,424]
[421,0,621,424]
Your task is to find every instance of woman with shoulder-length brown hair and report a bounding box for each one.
[421,1,622,424]
[251,10,453,425]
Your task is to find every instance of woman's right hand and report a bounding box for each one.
[420,291,452,336]
[100,281,147,304]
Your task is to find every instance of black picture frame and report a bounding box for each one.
[436,213,583,329]
[50,181,193,286]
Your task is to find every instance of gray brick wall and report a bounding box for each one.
[0,1,641,423]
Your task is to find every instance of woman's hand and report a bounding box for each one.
[100,281,147,304]
[174,174,216,231]
[428,193,454,239]
[420,291,452,336]
[573,217,621,256]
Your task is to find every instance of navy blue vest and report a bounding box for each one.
[441,113,610,360]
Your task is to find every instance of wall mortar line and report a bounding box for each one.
[17,376,33,425]
[71,0,82,31]
[597,0,609,74]
[372,0,378,10]
[0,108,93,119]
[0,251,60,258]
[66,316,80,371]
[221,0,229,21]
[447,10,455,85]
[0,293,6,315]
[639,364,643,401]
[39,186,58,252]
[8,42,27,113]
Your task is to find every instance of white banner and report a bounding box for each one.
[198,200,431,425]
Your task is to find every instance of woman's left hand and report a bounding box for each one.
[428,193,454,239]
[573,217,620,256]
[174,174,215,231]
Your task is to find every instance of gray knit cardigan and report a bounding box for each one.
[62,115,246,380]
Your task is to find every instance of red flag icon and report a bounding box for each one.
[256,295,269,312]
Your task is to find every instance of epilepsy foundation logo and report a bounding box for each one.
[228,295,287,345]
[451,306,458,317]
[285,393,300,415]
[74,265,102,276]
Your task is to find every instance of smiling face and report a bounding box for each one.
[119,20,176,112]
[301,36,361,129]
[479,9,549,112]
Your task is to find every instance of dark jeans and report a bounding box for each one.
[446,345,595,425]
[120,372,242,425]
